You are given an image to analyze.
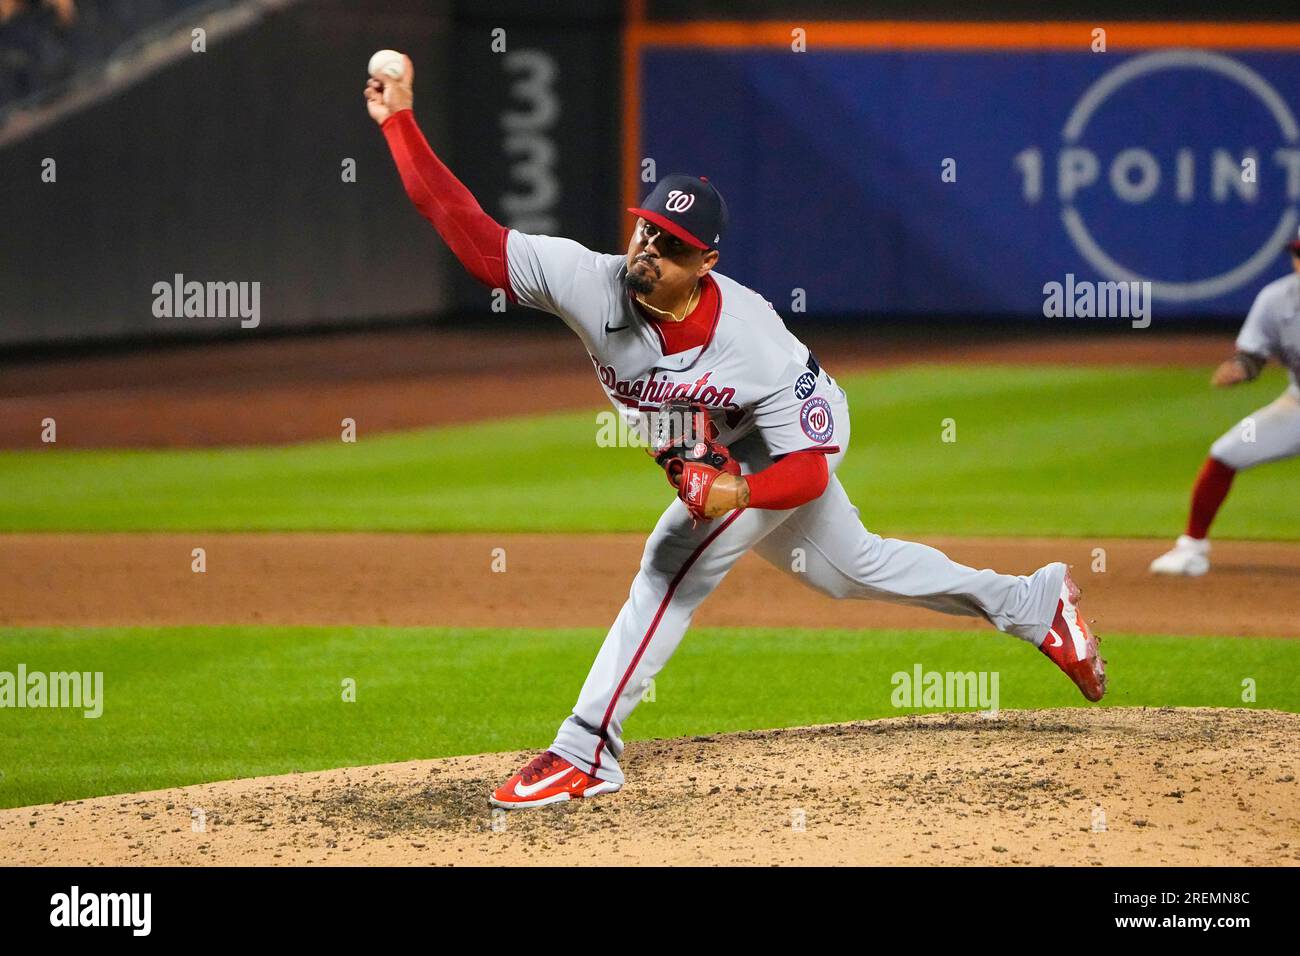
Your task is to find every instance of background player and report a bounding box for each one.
[1150,230,1300,577]
[365,54,1106,810]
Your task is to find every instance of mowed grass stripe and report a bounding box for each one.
[1,624,1295,808]
[0,365,1294,537]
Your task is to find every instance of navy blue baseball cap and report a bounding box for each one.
[628,174,728,250]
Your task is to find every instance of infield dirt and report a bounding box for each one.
[3,532,1297,636]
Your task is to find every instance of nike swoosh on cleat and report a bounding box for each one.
[512,767,572,798]
[1046,628,1064,648]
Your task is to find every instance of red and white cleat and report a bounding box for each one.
[489,751,621,809]
[1039,571,1107,702]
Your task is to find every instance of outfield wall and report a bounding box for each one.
[5,1,1300,346]
[0,0,459,346]
[0,0,624,347]
[629,21,1300,319]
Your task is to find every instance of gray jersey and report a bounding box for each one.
[1237,272,1300,388]
[504,230,844,459]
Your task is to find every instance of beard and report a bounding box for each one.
[624,270,655,295]
[624,256,659,295]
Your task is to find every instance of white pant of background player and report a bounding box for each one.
[1209,383,1300,470]
[1151,383,1300,576]
[551,391,1066,786]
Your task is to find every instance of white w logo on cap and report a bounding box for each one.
[665,189,695,212]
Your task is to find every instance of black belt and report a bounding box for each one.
[806,352,821,377]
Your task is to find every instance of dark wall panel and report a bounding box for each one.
[447,2,623,312]
[0,0,455,345]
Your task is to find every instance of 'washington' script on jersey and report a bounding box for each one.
[592,363,739,410]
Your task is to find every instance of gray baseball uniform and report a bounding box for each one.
[505,230,1065,785]
[1210,272,1300,470]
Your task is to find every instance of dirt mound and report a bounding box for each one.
[3,708,1295,866]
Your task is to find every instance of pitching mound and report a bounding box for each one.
[3,707,1296,866]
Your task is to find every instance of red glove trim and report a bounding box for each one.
[678,461,722,521]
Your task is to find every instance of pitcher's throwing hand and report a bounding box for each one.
[363,51,413,125]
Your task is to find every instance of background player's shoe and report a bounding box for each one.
[1148,535,1210,576]
[489,750,621,809]
[1039,572,1106,702]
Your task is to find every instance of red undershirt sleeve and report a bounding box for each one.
[744,450,830,510]
[380,109,510,291]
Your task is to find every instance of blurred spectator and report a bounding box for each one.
[0,1,76,105]
[1,0,212,112]
[1,1,78,27]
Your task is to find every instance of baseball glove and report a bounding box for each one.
[650,399,740,520]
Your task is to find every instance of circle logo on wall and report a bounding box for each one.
[1056,50,1299,303]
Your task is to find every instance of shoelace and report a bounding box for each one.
[520,751,563,784]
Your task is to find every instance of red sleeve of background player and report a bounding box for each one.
[745,450,830,510]
[380,109,511,292]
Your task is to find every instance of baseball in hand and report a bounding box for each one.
[368,49,406,80]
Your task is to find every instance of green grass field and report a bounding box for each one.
[3,363,1297,809]
[2,624,1297,809]
[1,364,1296,537]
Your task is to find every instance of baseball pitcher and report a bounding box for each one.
[365,56,1106,809]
